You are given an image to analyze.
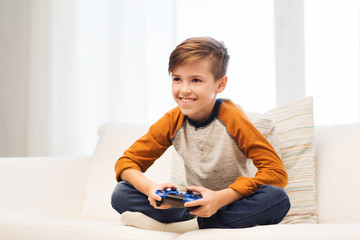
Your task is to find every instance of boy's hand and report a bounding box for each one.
[185,186,245,218]
[184,186,222,218]
[148,182,175,209]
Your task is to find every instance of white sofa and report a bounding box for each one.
[1,120,360,240]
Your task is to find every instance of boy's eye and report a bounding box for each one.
[193,78,201,83]
[173,77,181,81]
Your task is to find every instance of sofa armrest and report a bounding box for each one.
[0,157,91,218]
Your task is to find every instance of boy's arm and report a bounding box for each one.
[219,101,288,197]
[114,107,184,182]
[229,118,288,197]
[216,188,244,207]
[121,169,157,196]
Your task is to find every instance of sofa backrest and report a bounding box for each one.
[315,123,360,223]
[79,122,172,221]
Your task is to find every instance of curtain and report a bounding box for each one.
[26,0,175,156]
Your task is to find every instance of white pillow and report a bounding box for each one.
[79,122,173,220]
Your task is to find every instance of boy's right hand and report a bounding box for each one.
[148,182,175,209]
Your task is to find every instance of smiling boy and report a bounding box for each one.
[171,58,226,123]
[111,37,290,233]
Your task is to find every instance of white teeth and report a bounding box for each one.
[181,98,194,103]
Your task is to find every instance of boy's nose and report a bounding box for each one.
[180,83,192,95]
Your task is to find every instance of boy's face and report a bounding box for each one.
[171,59,227,123]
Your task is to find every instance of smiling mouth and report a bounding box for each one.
[180,97,197,103]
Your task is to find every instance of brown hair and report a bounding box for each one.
[168,37,230,81]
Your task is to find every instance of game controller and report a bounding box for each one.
[155,187,202,212]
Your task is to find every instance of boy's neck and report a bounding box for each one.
[186,99,222,128]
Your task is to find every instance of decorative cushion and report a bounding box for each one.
[171,96,317,224]
[265,96,317,223]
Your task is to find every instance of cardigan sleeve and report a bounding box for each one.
[219,101,288,197]
[114,107,184,182]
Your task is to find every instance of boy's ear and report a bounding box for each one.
[216,76,227,93]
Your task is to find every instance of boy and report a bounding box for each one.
[111,37,290,233]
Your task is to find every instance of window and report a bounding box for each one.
[304,0,360,125]
[176,0,276,113]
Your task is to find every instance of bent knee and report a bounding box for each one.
[111,181,132,213]
[260,185,287,197]
[259,185,290,206]
[258,185,291,223]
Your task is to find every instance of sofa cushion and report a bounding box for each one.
[0,157,90,219]
[80,123,173,221]
[315,123,360,223]
[171,96,317,224]
[176,223,360,240]
[0,216,179,240]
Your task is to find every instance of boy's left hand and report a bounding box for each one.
[184,186,222,218]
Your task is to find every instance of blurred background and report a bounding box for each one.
[0,0,359,157]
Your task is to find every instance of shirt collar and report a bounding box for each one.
[186,99,222,129]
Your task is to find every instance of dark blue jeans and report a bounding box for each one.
[111,181,290,229]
